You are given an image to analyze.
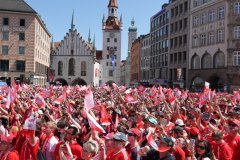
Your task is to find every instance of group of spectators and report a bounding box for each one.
[0,83,239,160]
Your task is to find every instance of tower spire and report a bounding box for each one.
[71,10,75,30]
[93,34,95,48]
[88,28,91,43]
[131,17,135,26]
[108,0,118,8]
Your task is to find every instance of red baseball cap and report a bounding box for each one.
[186,127,199,136]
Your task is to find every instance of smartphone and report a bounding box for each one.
[189,139,195,151]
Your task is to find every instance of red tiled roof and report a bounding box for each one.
[108,0,118,8]
[54,42,61,49]
[105,17,121,30]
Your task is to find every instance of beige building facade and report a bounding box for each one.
[0,0,51,86]
[189,0,240,92]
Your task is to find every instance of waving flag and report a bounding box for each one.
[21,115,37,137]
[125,94,139,104]
[35,94,45,108]
[6,88,15,109]
[86,110,105,133]
[53,93,66,105]
[84,91,95,111]
[100,105,111,126]
[167,89,175,105]
[150,86,158,98]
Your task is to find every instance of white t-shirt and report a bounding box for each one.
[44,136,58,160]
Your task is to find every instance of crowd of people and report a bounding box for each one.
[0,82,240,160]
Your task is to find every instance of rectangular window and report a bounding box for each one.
[217,29,224,42]
[234,2,240,15]
[234,26,240,39]
[107,55,109,59]
[201,34,206,45]
[2,31,9,41]
[2,45,8,55]
[209,10,215,22]
[106,62,108,66]
[114,47,117,51]
[19,46,25,55]
[233,51,240,66]
[107,38,110,42]
[218,6,225,19]
[193,16,198,27]
[193,36,198,47]
[201,13,207,24]
[193,0,198,7]
[114,38,117,42]
[109,70,113,77]
[16,60,25,72]
[20,19,25,27]
[19,32,25,41]
[0,60,9,71]
[208,32,214,44]
[3,18,9,25]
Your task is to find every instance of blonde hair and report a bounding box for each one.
[83,140,99,155]
[46,121,57,130]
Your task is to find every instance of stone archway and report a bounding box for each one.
[207,75,223,91]
[71,78,87,86]
[191,76,204,92]
[55,78,68,86]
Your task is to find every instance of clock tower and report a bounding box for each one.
[101,0,122,85]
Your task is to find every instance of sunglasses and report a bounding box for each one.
[197,145,205,150]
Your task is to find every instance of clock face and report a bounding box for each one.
[109,32,115,38]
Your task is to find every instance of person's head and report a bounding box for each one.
[112,132,127,151]
[172,126,184,138]
[64,125,79,141]
[196,140,213,158]
[156,136,174,153]
[57,120,69,133]
[81,140,99,159]
[175,137,187,149]
[45,121,57,135]
[212,130,223,144]
[175,119,185,128]
[228,119,240,135]
[127,128,141,145]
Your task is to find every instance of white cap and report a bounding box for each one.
[37,109,43,115]
[175,119,184,126]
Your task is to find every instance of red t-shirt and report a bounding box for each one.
[212,141,233,160]
[174,146,185,160]
[224,135,240,160]
[106,148,130,160]
[19,138,39,160]
[0,150,19,160]
[54,141,82,160]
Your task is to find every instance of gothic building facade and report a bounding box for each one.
[50,14,99,86]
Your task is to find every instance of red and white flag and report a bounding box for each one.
[86,110,105,133]
[146,130,171,152]
[6,88,15,109]
[125,94,139,104]
[167,89,175,105]
[150,86,158,98]
[21,115,37,137]
[35,94,45,108]
[100,105,111,126]
[54,93,66,105]
[84,91,95,111]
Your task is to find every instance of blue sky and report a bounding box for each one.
[25,0,167,60]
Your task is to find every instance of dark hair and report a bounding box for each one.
[0,117,9,128]
[195,140,214,159]
[57,120,68,129]
[68,126,79,135]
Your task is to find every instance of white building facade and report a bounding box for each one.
[100,0,122,85]
[51,15,99,86]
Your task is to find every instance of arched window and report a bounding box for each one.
[202,53,212,69]
[81,61,87,76]
[213,51,225,68]
[58,61,63,76]
[191,54,200,69]
[68,58,75,76]
[111,8,114,14]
